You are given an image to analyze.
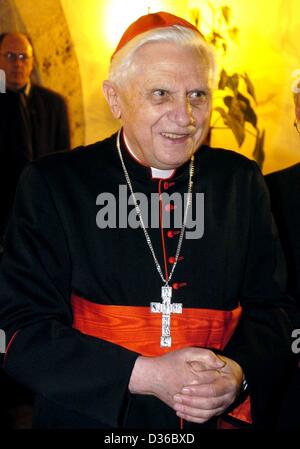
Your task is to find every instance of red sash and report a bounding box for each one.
[71,293,252,424]
[71,293,242,355]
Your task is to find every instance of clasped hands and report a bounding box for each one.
[129,347,244,424]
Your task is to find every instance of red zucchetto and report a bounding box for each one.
[111,11,203,59]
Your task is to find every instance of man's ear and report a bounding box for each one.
[103,80,121,119]
[295,109,300,123]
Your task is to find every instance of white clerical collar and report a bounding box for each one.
[150,167,175,179]
[123,132,175,179]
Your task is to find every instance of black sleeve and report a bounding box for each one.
[223,162,296,427]
[0,164,138,427]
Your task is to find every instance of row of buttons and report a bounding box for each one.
[158,179,187,291]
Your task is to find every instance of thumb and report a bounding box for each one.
[188,360,207,372]
[214,354,226,368]
[188,354,225,372]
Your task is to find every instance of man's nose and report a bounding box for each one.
[168,98,195,127]
[14,58,23,66]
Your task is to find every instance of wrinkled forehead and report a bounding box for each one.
[131,42,212,85]
[1,35,33,56]
[135,62,211,89]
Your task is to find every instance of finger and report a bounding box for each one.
[188,361,209,372]
[181,376,236,397]
[175,410,223,424]
[174,391,231,411]
[174,402,225,422]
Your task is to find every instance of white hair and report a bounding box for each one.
[294,82,300,105]
[109,25,217,88]
[291,69,300,104]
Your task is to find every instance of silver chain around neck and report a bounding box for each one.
[116,128,194,286]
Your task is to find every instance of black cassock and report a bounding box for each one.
[0,132,294,429]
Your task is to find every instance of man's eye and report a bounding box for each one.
[153,90,168,98]
[189,91,209,103]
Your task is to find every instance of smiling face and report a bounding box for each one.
[0,33,34,91]
[104,41,212,169]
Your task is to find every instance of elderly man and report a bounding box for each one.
[0,12,294,430]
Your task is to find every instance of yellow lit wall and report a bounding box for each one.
[190,0,300,174]
[61,0,190,146]
[61,0,300,173]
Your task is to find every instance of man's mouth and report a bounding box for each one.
[161,132,191,141]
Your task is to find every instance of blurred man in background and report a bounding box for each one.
[0,32,70,251]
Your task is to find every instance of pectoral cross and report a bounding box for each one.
[150,286,182,347]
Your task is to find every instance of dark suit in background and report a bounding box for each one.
[0,83,70,245]
[27,84,70,158]
[265,163,300,429]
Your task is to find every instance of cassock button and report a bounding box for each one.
[172,282,187,290]
[163,181,175,190]
[168,256,184,264]
[167,230,181,238]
